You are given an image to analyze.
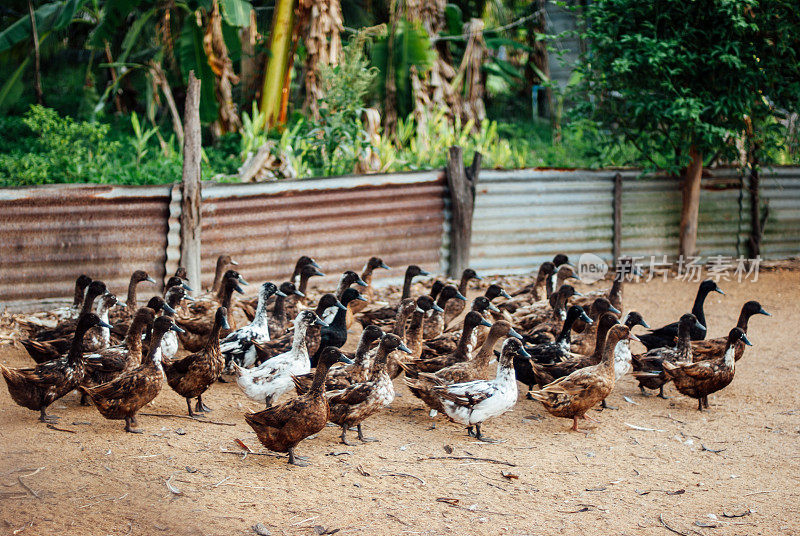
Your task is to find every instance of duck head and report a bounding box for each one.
[462,268,482,282]
[131,270,157,285]
[366,257,391,271]
[340,287,367,307]
[742,300,770,318]
[260,282,285,301]
[360,325,385,347]
[464,310,493,330]
[279,281,304,298]
[315,293,345,316]
[223,270,248,294]
[438,284,467,304]
[406,265,430,279]
[728,327,752,347]
[678,313,705,335]
[300,264,326,280]
[484,283,511,301]
[85,280,108,307]
[295,256,321,272]
[471,296,499,314]
[397,298,418,317]
[415,295,442,316]
[699,279,725,296]
[621,311,649,329]
[604,324,638,355]
[379,333,412,355]
[566,305,593,326]
[552,254,570,267]
[146,296,176,315]
[429,280,445,300]
[294,309,327,329]
[164,285,190,310]
[340,270,368,288]
[486,320,522,342]
[591,297,621,317]
[501,337,530,367]
[214,307,231,330]
[73,275,93,306]
[318,346,354,368]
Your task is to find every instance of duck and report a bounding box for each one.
[177,269,247,352]
[233,310,326,407]
[289,256,321,287]
[409,312,492,373]
[108,270,157,325]
[349,257,391,316]
[128,296,175,350]
[404,321,522,426]
[312,288,367,366]
[81,308,156,394]
[428,280,445,302]
[436,296,499,351]
[357,265,430,328]
[23,280,108,350]
[160,285,193,360]
[568,297,622,353]
[80,316,183,433]
[382,299,420,378]
[294,264,326,307]
[691,301,769,362]
[638,279,724,350]
[327,334,412,445]
[268,282,304,337]
[2,313,111,423]
[164,307,230,416]
[507,262,555,305]
[663,328,751,411]
[240,261,313,321]
[443,268,482,327]
[22,291,122,363]
[253,294,345,363]
[321,271,368,327]
[293,326,385,394]
[516,305,593,383]
[423,284,467,339]
[530,324,637,432]
[482,283,512,322]
[632,313,705,398]
[404,296,442,358]
[244,347,352,466]
[432,338,529,442]
[207,254,238,294]
[220,283,285,369]
[516,284,581,335]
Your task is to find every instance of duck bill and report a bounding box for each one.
[432,303,444,313]
[418,269,430,276]
[181,282,193,292]
[309,260,321,269]
[758,307,771,316]
[378,262,391,270]
[415,306,425,314]
[234,284,245,295]
[714,287,725,295]
[171,324,186,333]
[518,346,532,359]
[579,312,593,324]
[335,301,347,311]
[338,354,355,364]
[355,294,368,302]
[356,278,368,287]
[221,315,231,330]
[479,319,493,328]
[397,342,413,355]
[628,333,641,342]
[694,320,705,331]
[230,259,239,266]
[508,328,523,341]
[455,291,467,301]
[238,276,249,286]
[275,290,288,298]
[500,289,512,299]
[116,300,128,308]
[608,305,621,315]
[638,318,650,329]
[184,295,196,302]
[98,320,114,330]
[293,290,305,297]
[312,269,326,277]
[473,274,483,281]
[146,276,157,284]
[572,291,584,297]
[162,303,177,315]
[315,318,329,327]
[488,303,500,313]
[741,333,753,346]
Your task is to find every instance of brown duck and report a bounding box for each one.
[404,296,442,358]
[177,270,246,352]
[268,282,304,337]
[664,328,751,411]
[109,270,157,325]
[164,307,229,416]
[2,313,111,423]
[412,311,492,372]
[208,254,238,294]
[80,316,183,432]
[691,301,769,362]
[350,257,391,316]
[327,334,411,445]
[423,284,467,339]
[530,324,636,432]
[436,296,499,350]
[383,298,418,379]
[569,297,622,352]
[244,347,352,466]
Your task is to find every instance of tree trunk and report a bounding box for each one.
[526,0,550,118]
[446,146,481,278]
[747,141,762,258]
[28,0,43,105]
[259,0,296,129]
[180,72,203,294]
[240,9,260,107]
[679,146,703,257]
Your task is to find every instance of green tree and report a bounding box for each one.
[576,0,800,256]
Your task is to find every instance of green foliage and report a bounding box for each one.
[129,111,157,165]
[178,15,219,123]
[575,0,800,172]
[371,20,436,119]
[0,0,86,54]
[218,0,253,27]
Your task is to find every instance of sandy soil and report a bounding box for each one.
[1,269,799,536]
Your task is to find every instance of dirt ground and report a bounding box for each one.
[1,269,799,536]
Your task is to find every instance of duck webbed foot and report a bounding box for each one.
[657,386,670,400]
[570,416,589,434]
[702,396,710,409]
[287,447,309,467]
[195,395,212,413]
[466,426,476,437]
[340,426,355,446]
[474,424,497,443]
[356,424,378,443]
[600,399,618,411]
[38,408,59,424]
[186,398,199,418]
[639,385,651,397]
[124,416,143,434]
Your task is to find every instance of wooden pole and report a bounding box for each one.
[747,143,762,258]
[180,71,202,294]
[446,146,481,278]
[28,0,43,105]
[612,172,622,263]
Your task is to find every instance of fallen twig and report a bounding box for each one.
[381,472,426,485]
[722,508,753,518]
[78,492,128,509]
[220,449,283,459]
[701,444,726,454]
[17,467,44,499]
[46,423,76,434]
[139,413,236,426]
[743,490,777,497]
[166,475,182,495]
[625,422,666,432]
[659,514,689,536]
[419,456,516,467]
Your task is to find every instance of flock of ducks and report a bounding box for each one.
[2,254,770,465]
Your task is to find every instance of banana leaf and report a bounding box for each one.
[178,15,218,123]
[0,0,86,54]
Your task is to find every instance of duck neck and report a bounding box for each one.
[142,330,168,369]
[218,282,235,310]
[210,261,226,293]
[401,273,414,300]
[691,290,710,328]
[309,360,332,395]
[96,301,112,345]
[72,282,85,309]
[124,317,147,356]
[405,311,425,353]
[454,322,477,359]
[80,292,97,316]
[495,358,517,385]
[126,277,139,314]
[203,315,225,352]
[676,325,693,357]
[722,341,736,368]
[252,293,270,328]
[592,323,612,362]
[555,314,576,347]
[599,340,619,372]
[298,274,311,297]
[368,346,390,377]
[361,265,375,290]
[736,308,752,332]
[392,308,411,337]
[354,338,375,370]
[334,278,349,300]
[473,330,504,369]
[67,322,92,365]
[608,278,622,304]
[291,322,310,356]
[545,273,557,298]
[458,274,470,296]
[552,293,568,320]
[272,293,286,323]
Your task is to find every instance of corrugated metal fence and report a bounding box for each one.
[1,166,798,308]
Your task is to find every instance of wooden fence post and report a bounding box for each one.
[612,172,622,264]
[446,146,481,278]
[180,71,202,294]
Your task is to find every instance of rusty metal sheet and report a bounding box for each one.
[195,173,446,289]
[0,184,171,308]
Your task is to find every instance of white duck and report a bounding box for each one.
[221,282,285,369]
[160,284,194,360]
[432,338,529,442]
[233,310,325,406]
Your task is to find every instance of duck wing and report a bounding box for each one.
[327,382,372,406]
[84,351,128,373]
[433,380,495,407]
[245,399,302,429]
